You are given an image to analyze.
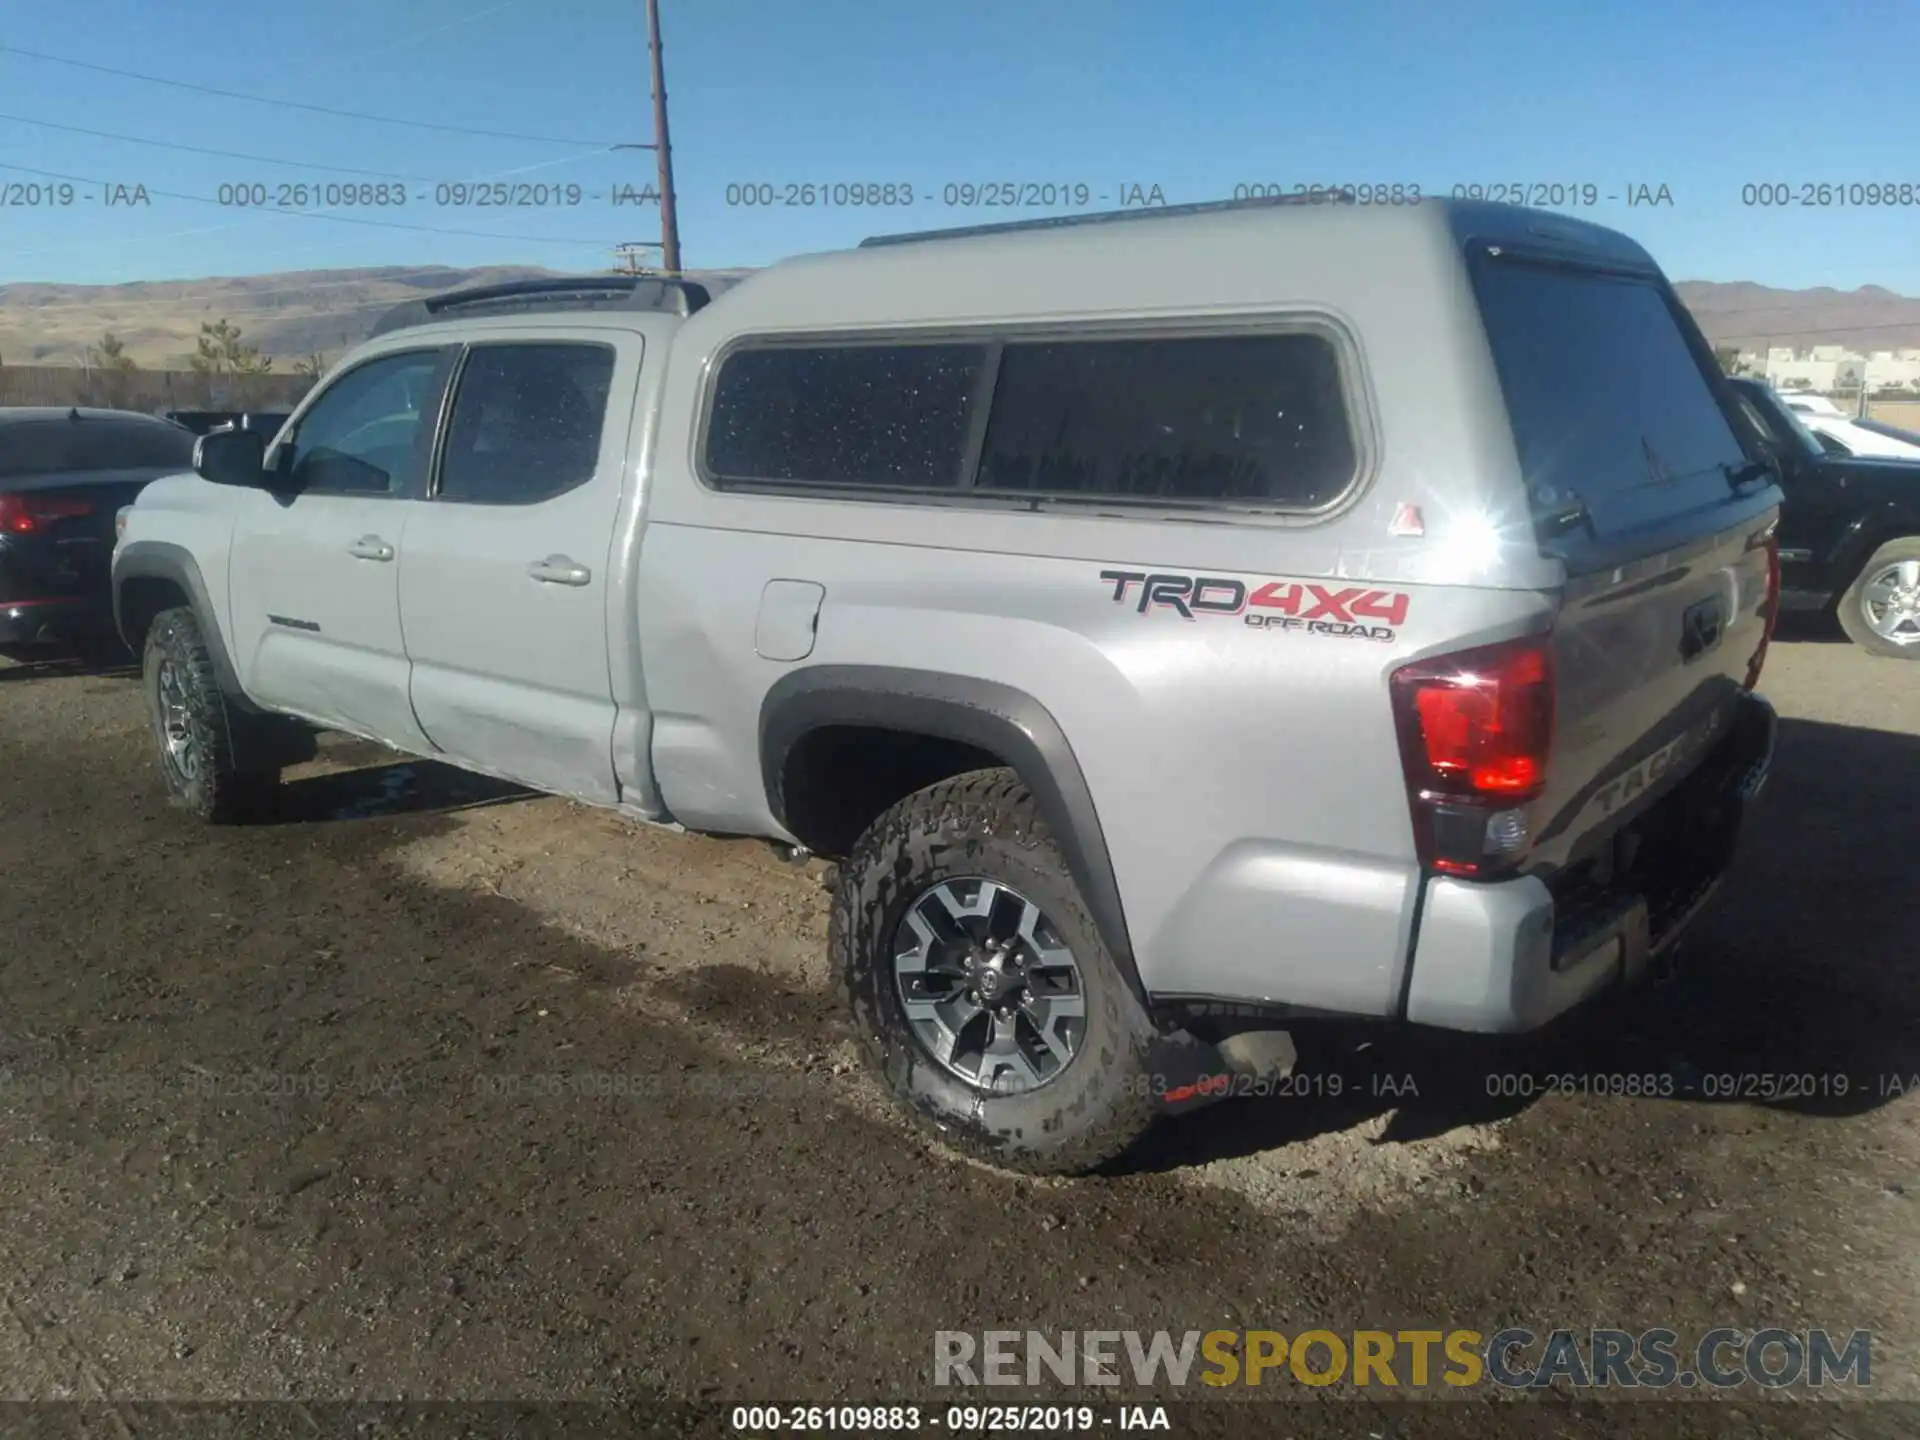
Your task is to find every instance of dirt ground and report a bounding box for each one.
[0,620,1915,1438]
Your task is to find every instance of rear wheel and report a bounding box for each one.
[143,607,278,822]
[1837,538,1920,658]
[832,767,1161,1175]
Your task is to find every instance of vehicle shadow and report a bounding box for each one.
[1120,713,1920,1173]
[0,638,139,682]
[1772,610,1847,645]
[244,747,537,825]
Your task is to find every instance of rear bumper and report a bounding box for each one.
[0,596,117,644]
[0,539,117,643]
[1402,692,1777,1033]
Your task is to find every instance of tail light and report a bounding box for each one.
[1389,634,1556,879]
[1744,523,1780,691]
[0,492,93,535]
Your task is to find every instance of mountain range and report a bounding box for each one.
[1670,281,1920,354]
[0,265,1914,369]
[0,265,755,369]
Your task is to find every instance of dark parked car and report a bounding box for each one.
[1729,377,1920,658]
[1,408,197,647]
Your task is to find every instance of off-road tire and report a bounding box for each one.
[832,767,1161,1175]
[1836,537,1920,659]
[143,607,278,823]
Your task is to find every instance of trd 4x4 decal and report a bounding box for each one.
[1098,570,1410,642]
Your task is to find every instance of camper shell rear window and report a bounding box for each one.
[1468,249,1749,546]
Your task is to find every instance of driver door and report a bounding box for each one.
[225,346,456,749]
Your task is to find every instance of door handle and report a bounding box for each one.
[348,535,395,562]
[526,555,591,586]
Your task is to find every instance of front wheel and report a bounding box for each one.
[143,607,277,822]
[1837,538,1920,658]
[831,767,1161,1175]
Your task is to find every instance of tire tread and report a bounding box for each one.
[144,607,275,824]
[830,766,1160,1176]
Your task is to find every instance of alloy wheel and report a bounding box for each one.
[1860,558,1920,646]
[155,659,200,783]
[891,877,1087,1095]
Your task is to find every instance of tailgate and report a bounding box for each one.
[1464,241,1781,872]
[1533,504,1775,870]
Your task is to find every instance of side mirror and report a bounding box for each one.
[193,424,269,487]
[1742,432,1787,477]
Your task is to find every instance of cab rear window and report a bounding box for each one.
[0,420,196,479]
[1469,254,1747,544]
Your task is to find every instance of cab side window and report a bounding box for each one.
[436,343,616,505]
[281,350,447,496]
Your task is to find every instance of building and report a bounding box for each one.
[1750,346,1920,393]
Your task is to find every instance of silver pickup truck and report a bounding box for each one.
[113,195,1781,1174]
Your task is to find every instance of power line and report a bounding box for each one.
[0,113,450,182]
[0,42,617,147]
[369,0,523,59]
[0,140,631,267]
[0,162,622,249]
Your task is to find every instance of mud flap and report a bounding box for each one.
[1145,1026,1299,1116]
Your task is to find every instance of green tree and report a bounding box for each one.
[84,332,140,407]
[188,318,273,404]
[293,351,328,379]
[188,318,272,376]
[1712,345,1746,376]
[90,332,138,372]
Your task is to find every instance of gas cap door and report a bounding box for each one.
[754,579,825,662]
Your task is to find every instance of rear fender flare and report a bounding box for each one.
[759,666,1148,1010]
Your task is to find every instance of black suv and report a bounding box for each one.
[1729,377,1920,658]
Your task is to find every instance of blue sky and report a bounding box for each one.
[2,0,1918,304]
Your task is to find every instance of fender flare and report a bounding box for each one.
[759,666,1148,1009]
[1832,505,1920,594]
[113,540,259,711]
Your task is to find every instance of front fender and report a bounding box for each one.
[113,540,256,710]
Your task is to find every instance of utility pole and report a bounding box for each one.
[646,0,682,274]
[612,242,661,275]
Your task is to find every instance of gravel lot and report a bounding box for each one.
[0,622,1915,1437]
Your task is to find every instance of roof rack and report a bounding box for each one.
[368,275,711,337]
[858,189,1367,249]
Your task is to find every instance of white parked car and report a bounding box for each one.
[1779,397,1920,458]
